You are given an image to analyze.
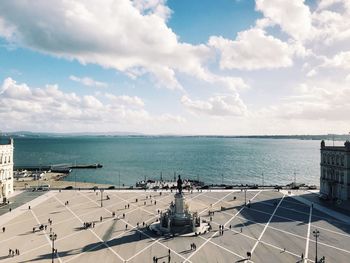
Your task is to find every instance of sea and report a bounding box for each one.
[13,136,324,187]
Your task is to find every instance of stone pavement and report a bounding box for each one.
[0,189,349,263]
[0,191,44,216]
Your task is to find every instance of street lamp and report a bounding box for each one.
[244,188,247,205]
[49,232,57,263]
[100,189,104,207]
[313,229,320,263]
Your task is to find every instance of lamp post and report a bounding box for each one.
[100,189,104,207]
[313,229,320,263]
[49,232,57,263]
[244,188,247,206]
[262,172,264,189]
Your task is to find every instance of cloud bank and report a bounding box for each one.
[0,0,350,134]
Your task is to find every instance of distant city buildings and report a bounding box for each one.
[320,140,350,201]
[0,138,14,201]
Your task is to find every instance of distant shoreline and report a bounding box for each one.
[2,132,350,141]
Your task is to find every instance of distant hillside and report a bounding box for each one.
[226,134,350,141]
[1,131,350,141]
[1,131,144,138]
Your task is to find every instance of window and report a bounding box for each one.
[341,173,344,184]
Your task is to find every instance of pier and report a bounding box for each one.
[14,163,103,173]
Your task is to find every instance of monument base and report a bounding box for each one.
[149,191,209,236]
[149,221,209,237]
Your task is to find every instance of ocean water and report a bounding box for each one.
[13,136,321,186]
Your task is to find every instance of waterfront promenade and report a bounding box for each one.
[1,189,350,262]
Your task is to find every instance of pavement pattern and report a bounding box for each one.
[0,189,350,263]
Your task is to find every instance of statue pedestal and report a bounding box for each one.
[150,190,209,236]
[174,193,185,215]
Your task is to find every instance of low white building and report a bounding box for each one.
[0,138,14,201]
[320,140,350,201]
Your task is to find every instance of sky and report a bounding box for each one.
[0,0,350,135]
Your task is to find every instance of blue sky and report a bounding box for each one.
[0,0,349,135]
[168,0,260,44]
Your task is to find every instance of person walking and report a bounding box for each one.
[2,226,5,233]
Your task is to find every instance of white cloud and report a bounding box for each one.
[317,0,349,11]
[0,78,184,132]
[256,0,313,41]
[306,69,317,77]
[181,93,247,116]
[104,93,145,107]
[132,0,172,21]
[69,75,108,88]
[346,74,350,82]
[209,28,294,70]
[322,51,350,69]
[264,79,350,122]
[0,0,220,91]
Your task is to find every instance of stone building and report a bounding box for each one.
[320,140,350,201]
[0,138,14,202]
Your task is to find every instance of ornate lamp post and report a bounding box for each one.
[313,229,320,263]
[49,232,57,263]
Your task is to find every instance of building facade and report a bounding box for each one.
[0,138,14,202]
[320,140,350,201]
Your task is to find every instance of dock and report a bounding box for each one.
[14,163,103,173]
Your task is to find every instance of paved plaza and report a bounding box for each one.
[1,189,350,263]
